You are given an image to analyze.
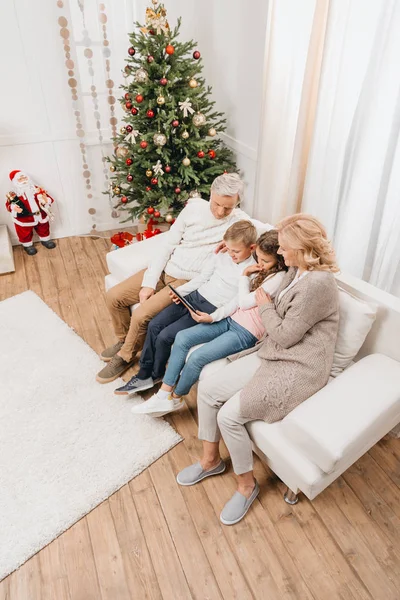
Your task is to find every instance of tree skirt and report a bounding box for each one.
[0,291,181,581]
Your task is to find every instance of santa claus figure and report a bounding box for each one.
[5,170,56,256]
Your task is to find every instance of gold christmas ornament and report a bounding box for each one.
[153,133,167,146]
[189,78,198,88]
[113,186,121,195]
[115,146,129,158]
[120,126,127,134]
[182,157,191,167]
[192,112,207,127]
[181,130,189,139]
[156,95,166,105]
[146,169,153,177]
[134,67,149,83]
[109,165,116,172]
[208,127,217,136]
[165,213,174,223]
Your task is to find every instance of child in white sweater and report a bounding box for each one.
[131,230,287,416]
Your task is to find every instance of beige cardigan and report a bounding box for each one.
[230,267,339,423]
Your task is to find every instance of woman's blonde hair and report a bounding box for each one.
[276,214,339,272]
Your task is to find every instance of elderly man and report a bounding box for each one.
[97,173,271,383]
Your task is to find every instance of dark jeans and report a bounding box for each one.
[137,290,216,380]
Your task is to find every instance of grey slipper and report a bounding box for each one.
[176,460,226,486]
[220,481,260,525]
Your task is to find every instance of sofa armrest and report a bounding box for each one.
[106,232,168,282]
[281,354,400,473]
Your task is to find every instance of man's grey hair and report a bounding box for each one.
[210,173,244,204]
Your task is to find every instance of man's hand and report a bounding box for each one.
[189,309,213,323]
[255,288,273,307]
[139,287,155,304]
[243,263,263,277]
[168,289,181,304]
[214,241,227,254]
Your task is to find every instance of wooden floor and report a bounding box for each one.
[1,235,400,600]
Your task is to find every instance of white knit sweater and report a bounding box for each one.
[141,198,272,289]
[176,252,256,307]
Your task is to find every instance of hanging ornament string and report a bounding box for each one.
[178,98,195,118]
[56,3,96,231]
[152,160,164,176]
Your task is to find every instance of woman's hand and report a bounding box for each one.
[243,263,263,277]
[189,309,213,323]
[168,289,181,304]
[255,288,273,306]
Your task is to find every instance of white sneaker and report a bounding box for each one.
[131,392,185,417]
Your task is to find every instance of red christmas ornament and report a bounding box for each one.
[149,29,156,35]
[124,93,130,101]
[125,102,132,110]
[154,210,161,218]
[128,47,136,56]
[174,187,181,194]
[208,150,216,159]
[146,186,151,191]
[126,124,133,133]
[121,196,128,203]
[151,178,158,185]
[131,107,138,115]
[126,174,133,182]
[147,207,155,214]
[126,158,133,166]
[160,77,168,86]
[197,150,205,158]
[165,44,175,55]
[124,65,131,73]
[136,94,144,103]
[172,120,179,127]
[140,140,148,149]
[165,165,171,173]
[146,109,155,118]
[193,50,201,60]
[147,55,154,63]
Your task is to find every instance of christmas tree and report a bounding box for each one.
[107,0,237,227]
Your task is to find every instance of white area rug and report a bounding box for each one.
[0,291,182,581]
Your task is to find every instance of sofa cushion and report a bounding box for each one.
[281,354,400,473]
[106,232,168,283]
[331,288,377,376]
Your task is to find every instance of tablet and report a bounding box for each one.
[168,284,199,313]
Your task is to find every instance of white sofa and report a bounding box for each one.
[105,232,400,503]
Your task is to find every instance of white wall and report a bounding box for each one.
[0,0,268,244]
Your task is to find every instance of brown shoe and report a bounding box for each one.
[100,341,124,362]
[96,355,134,383]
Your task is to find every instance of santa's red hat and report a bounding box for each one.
[9,170,21,181]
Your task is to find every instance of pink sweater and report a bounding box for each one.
[210,271,286,340]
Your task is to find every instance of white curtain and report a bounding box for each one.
[256,0,400,297]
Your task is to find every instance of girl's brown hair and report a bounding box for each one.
[250,229,287,292]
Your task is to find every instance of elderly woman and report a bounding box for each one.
[176,214,340,525]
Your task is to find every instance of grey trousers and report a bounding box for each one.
[197,353,262,475]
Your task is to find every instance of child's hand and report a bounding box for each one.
[243,263,263,277]
[189,309,212,323]
[255,288,272,306]
[214,241,227,254]
[168,289,181,304]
